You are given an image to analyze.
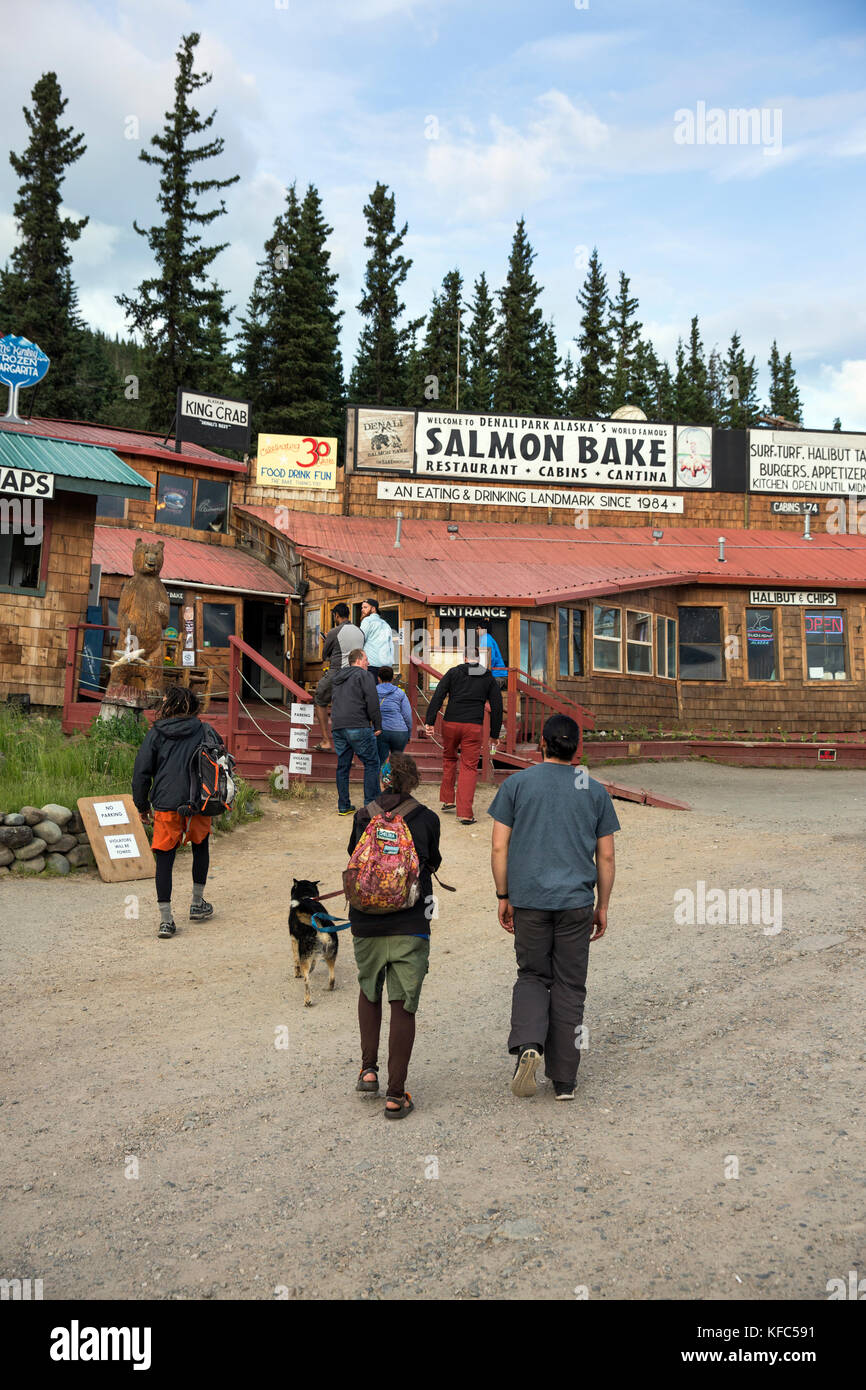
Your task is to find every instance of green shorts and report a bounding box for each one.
[353,934,430,1014]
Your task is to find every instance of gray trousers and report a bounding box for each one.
[508,905,594,1086]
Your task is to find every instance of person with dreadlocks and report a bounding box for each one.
[132,685,218,939]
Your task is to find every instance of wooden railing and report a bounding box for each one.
[227,634,311,759]
[406,655,594,777]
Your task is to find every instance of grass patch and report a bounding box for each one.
[0,706,259,833]
[268,769,319,800]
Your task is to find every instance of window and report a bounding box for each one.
[96,494,126,519]
[156,474,194,528]
[746,608,778,681]
[202,602,236,648]
[0,527,42,591]
[520,619,548,682]
[593,604,621,672]
[626,610,653,674]
[805,610,847,680]
[193,479,230,533]
[304,606,322,660]
[656,616,677,678]
[678,606,725,680]
[558,608,584,677]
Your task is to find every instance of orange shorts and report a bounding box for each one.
[151,810,211,852]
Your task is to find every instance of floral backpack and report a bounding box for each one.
[343,798,421,914]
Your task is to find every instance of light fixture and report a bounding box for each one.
[652,528,663,543]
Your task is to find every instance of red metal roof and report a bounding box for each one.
[0,415,247,473]
[235,506,866,605]
[93,527,292,597]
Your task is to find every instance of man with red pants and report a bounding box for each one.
[424,655,503,824]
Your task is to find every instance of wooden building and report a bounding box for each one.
[0,427,151,707]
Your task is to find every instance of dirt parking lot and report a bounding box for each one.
[2,762,865,1301]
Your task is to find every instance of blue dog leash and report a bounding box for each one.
[311,911,353,933]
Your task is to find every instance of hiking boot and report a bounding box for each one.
[189,900,214,921]
[511,1045,542,1097]
[337,805,356,816]
[553,1082,575,1101]
[158,919,176,939]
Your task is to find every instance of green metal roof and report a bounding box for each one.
[0,429,151,498]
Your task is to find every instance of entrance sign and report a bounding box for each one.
[378,480,684,513]
[749,589,836,606]
[416,412,675,488]
[255,434,337,490]
[749,430,866,496]
[0,335,50,422]
[93,800,130,828]
[354,409,415,473]
[0,466,55,499]
[176,389,251,453]
[437,606,508,619]
[77,795,155,883]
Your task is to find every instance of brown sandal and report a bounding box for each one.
[384,1091,414,1119]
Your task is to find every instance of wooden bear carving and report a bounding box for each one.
[104,537,171,705]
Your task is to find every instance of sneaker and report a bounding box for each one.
[158,919,176,939]
[337,805,356,816]
[511,1045,542,1097]
[189,900,214,921]
[553,1083,575,1101]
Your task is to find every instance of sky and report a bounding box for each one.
[1,0,865,428]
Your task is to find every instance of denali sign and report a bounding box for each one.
[176,389,251,452]
[415,412,677,488]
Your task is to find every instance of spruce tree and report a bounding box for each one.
[350,182,421,405]
[673,339,688,422]
[767,340,783,415]
[607,272,642,410]
[242,183,344,436]
[720,332,760,428]
[560,351,580,416]
[655,359,676,423]
[573,248,613,417]
[0,72,88,417]
[533,320,562,415]
[779,352,802,424]
[412,270,462,408]
[706,346,725,427]
[493,218,544,413]
[463,272,496,412]
[116,32,239,429]
[682,315,711,422]
[631,339,663,419]
[832,417,842,431]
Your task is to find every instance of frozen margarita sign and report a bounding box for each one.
[0,334,50,421]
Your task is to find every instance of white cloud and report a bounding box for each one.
[801,360,866,431]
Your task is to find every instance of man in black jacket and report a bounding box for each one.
[330,649,382,814]
[424,655,503,823]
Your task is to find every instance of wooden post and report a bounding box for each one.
[64,624,80,719]
[481,705,492,784]
[506,666,517,755]
[227,637,239,758]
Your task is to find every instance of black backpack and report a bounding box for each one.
[178,725,237,818]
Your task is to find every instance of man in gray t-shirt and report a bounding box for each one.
[488,713,619,1101]
[313,603,365,751]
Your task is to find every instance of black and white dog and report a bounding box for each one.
[289,878,339,1007]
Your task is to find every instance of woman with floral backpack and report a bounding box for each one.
[346,753,441,1118]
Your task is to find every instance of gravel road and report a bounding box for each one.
[2,763,864,1301]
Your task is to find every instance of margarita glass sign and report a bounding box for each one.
[0,334,50,421]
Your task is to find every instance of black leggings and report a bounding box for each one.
[154,839,209,902]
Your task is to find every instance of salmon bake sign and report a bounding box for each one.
[414,412,683,489]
